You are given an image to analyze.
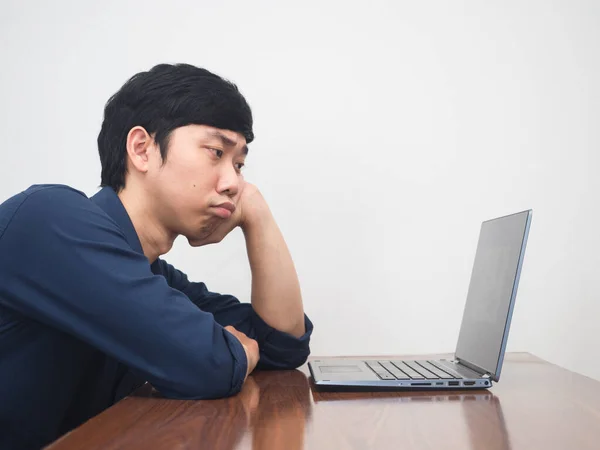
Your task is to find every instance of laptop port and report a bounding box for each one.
[411,382,431,386]
[448,381,459,386]
[463,381,476,386]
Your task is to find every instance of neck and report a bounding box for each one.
[118,186,175,263]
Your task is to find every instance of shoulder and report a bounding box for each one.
[20,183,89,209]
[1,184,89,216]
[0,184,85,237]
[0,184,120,241]
[16,184,105,228]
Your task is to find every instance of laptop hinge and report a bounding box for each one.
[455,357,492,378]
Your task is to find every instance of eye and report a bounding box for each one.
[235,162,245,172]
[209,148,224,158]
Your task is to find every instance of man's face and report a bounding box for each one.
[144,124,248,244]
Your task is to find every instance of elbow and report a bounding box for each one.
[155,354,245,400]
[287,319,308,339]
[286,348,311,369]
[173,376,241,400]
[258,347,311,371]
[158,370,242,400]
[256,314,313,370]
[159,326,248,399]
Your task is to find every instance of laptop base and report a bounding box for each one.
[308,358,492,391]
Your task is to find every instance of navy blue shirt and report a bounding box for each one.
[0,184,312,449]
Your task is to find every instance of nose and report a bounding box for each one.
[217,163,240,198]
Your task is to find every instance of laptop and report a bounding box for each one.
[309,209,532,390]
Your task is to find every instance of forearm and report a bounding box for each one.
[242,199,305,338]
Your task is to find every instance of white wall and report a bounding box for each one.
[1,0,599,380]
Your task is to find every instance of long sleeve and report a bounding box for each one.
[154,259,313,370]
[0,186,247,400]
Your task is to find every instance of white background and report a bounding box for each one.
[1,0,599,381]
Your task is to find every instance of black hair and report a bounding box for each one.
[97,63,254,191]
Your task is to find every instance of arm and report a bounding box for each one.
[157,182,312,369]
[0,187,247,399]
[154,258,313,370]
[240,188,306,338]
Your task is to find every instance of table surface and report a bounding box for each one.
[46,352,600,450]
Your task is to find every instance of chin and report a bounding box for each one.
[186,236,204,247]
[187,239,203,247]
[185,232,214,247]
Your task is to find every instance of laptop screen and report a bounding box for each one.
[455,210,532,381]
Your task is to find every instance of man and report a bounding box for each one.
[0,63,313,449]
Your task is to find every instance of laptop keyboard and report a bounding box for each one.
[364,360,464,380]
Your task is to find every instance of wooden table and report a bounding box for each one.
[46,353,600,449]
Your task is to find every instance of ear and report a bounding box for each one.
[125,126,154,174]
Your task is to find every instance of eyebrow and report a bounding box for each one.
[207,130,249,155]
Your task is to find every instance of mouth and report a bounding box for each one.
[211,202,235,219]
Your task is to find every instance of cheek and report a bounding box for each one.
[157,161,200,191]
[188,168,219,192]
[190,177,215,193]
[155,152,217,200]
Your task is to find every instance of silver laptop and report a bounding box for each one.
[309,210,532,390]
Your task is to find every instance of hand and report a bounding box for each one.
[225,325,260,379]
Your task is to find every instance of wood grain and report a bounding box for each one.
[46,353,600,450]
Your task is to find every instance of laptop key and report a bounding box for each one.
[365,361,395,380]
[390,361,424,379]
[379,361,410,380]
[404,361,439,379]
[418,361,454,379]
